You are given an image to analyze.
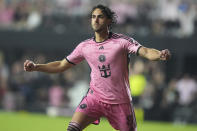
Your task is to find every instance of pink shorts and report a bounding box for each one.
[76,89,137,131]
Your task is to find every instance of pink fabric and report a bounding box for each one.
[67,33,141,104]
[76,90,137,131]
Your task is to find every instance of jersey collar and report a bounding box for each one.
[93,32,113,43]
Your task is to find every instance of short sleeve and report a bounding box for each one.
[66,43,85,65]
[123,37,142,55]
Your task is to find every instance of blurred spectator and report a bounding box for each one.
[178,1,196,37]
[161,78,179,121]
[110,0,138,25]
[150,70,168,120]
[26,9,42,30]
[69,0,91,16]
[136,0,154,35]
[0,51,9,90]
[0,0,14,29]
[140,61,166,120]
[0,51,9,108]
[176,74,197,106]
[2,91,16,111]
[48,81,64,107]
[158,0,180,35]
[67,80,89,108]
[173,74,197,123]
[129,59,146,106]
[159,0,180,21]
[13,1,29,30]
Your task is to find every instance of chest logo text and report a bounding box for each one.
[98,64,111,78]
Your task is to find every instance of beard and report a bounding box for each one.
[93,28,103,32]
[92,24,106,32]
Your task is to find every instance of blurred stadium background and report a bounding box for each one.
[0,0,197,130]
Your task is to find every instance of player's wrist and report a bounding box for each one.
[34,64,39,71]
[159,51,165,60]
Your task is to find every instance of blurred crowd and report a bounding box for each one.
[0,50,197,123]
[0,51,90,112]
[0,0,197,37]
[129,57,197,123]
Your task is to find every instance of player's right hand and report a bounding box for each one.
[24,60,36,72]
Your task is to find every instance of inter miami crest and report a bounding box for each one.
[98,55,106,62]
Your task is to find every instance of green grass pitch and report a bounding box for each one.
[0,111,196,131]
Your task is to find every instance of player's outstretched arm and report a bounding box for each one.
[24,59,73,73]
[138,47,171,61]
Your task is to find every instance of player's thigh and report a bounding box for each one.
[107,103,137,131]
[71,111,98,130]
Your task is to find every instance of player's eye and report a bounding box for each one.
[91,15,96,19]
[98,15,104,18]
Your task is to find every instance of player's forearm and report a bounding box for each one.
[34,61,66,73]
[142,48,161,61]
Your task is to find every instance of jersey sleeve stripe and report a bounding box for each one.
[65,57,76,65]
[136,46,142,56]
[112,33,134,43]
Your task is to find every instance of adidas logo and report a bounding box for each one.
[99,46,104,50]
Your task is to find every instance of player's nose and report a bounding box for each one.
[95,17,99,23]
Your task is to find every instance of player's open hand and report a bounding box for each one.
[24,60,36,72]
[160,49,171,61]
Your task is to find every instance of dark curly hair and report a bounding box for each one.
[90,4,117,30]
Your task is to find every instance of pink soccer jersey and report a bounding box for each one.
[66,32,142,104]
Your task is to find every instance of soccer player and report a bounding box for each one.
[24,5,171,131]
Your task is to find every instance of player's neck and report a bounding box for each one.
[94,30,109,43]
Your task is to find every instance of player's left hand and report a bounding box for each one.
[160,49,171,60]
